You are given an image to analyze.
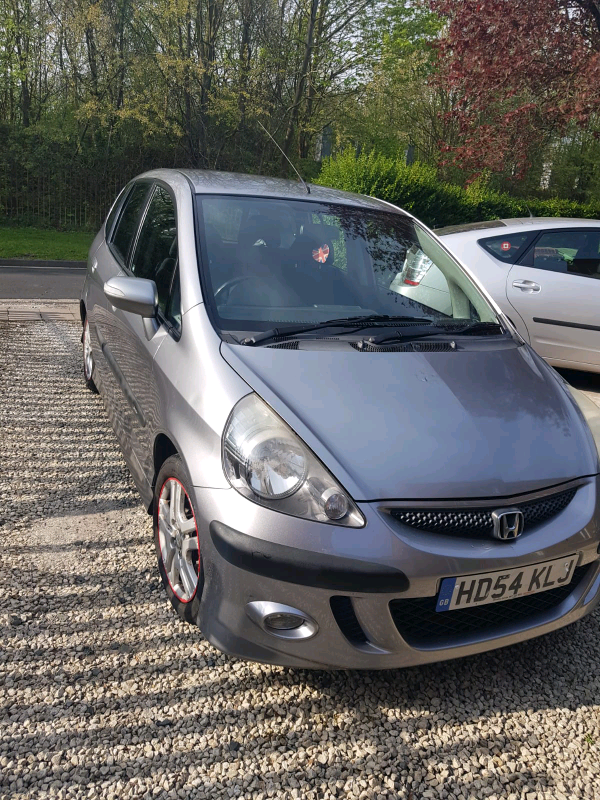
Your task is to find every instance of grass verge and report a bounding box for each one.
[0,227,94,261]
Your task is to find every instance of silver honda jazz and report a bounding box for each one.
[81,169,600,669]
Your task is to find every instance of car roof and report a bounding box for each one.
[139,168,401,213]
[436,217,600,237]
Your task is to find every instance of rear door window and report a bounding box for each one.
[478,232,535,264]
[110,182,151,265]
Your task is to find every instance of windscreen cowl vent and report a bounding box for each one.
[267,340,300,349]
[412,341,457,353]
[351,341,457,353]
[351,341,410,352]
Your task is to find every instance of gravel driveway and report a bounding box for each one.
[1,319,600,800]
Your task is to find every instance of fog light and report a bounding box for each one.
[246,601,319,640]
[322,488,349,520]
[264,612,304,631]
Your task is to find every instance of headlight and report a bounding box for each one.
[223,393,364,527]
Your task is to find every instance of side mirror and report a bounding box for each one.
[104,276,157,316]
[104,276,159,340]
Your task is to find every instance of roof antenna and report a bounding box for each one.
[257,120,310,194]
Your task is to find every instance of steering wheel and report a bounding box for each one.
[214,275,272,304]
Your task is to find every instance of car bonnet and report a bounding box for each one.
[220,342,599,502]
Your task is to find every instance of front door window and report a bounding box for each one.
[530,230,600,277]
[130,186,180,328]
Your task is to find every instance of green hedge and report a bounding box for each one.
[316,151,600,228]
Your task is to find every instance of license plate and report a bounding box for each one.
[436,555,578,612]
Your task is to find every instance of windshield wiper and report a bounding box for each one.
[438,321,504,336]
[327,314,432,325]
[240,315,433,346]
[365,326,450,346]
[366,320,504,346]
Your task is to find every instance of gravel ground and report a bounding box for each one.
[1,319,600,800]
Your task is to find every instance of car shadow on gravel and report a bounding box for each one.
[298,609,600,712]
[0,480,140,533]
[3,579,598,799]
[3,617,594,799]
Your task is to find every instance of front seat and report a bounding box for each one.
[227,216,298,307]
[237,214,281,253]
[286,225,359,306]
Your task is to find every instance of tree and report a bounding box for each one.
[432,0,600,181]
[0,0,379,224]
[333,1,455,167]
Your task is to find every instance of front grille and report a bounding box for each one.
[389,487,577,539]
[330,596,368,643]
[390,564,589,646]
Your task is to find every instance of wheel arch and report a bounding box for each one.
[150,433,181,513]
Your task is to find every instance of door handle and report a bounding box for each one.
[512,280,540,293]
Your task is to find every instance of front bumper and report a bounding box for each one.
[192,478,600,669]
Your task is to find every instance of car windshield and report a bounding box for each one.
[195,195,498,334]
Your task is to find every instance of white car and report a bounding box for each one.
[394,217,600,373]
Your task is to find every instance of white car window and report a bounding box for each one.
[531,230,600,278]
[479,232,535,264]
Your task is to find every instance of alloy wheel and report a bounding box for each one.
[83,319,94,380]
[157,478,200,602]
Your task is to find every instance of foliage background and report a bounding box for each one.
[317,152,600,228]
[1,0,599,229]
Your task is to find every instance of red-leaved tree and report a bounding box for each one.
[432,0,600,180]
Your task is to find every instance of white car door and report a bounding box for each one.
[506,228,600,368]
[464,230,536,340]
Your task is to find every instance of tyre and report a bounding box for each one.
[82,317,99,393]
[153,454,204,625]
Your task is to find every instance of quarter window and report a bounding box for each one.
[530,230,600,277]
[479,232,535,264]
[111,183,151,264]
[130,186,179,323]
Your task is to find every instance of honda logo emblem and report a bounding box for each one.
[491,508,524,541]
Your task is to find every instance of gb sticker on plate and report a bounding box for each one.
[436,577,456,612]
